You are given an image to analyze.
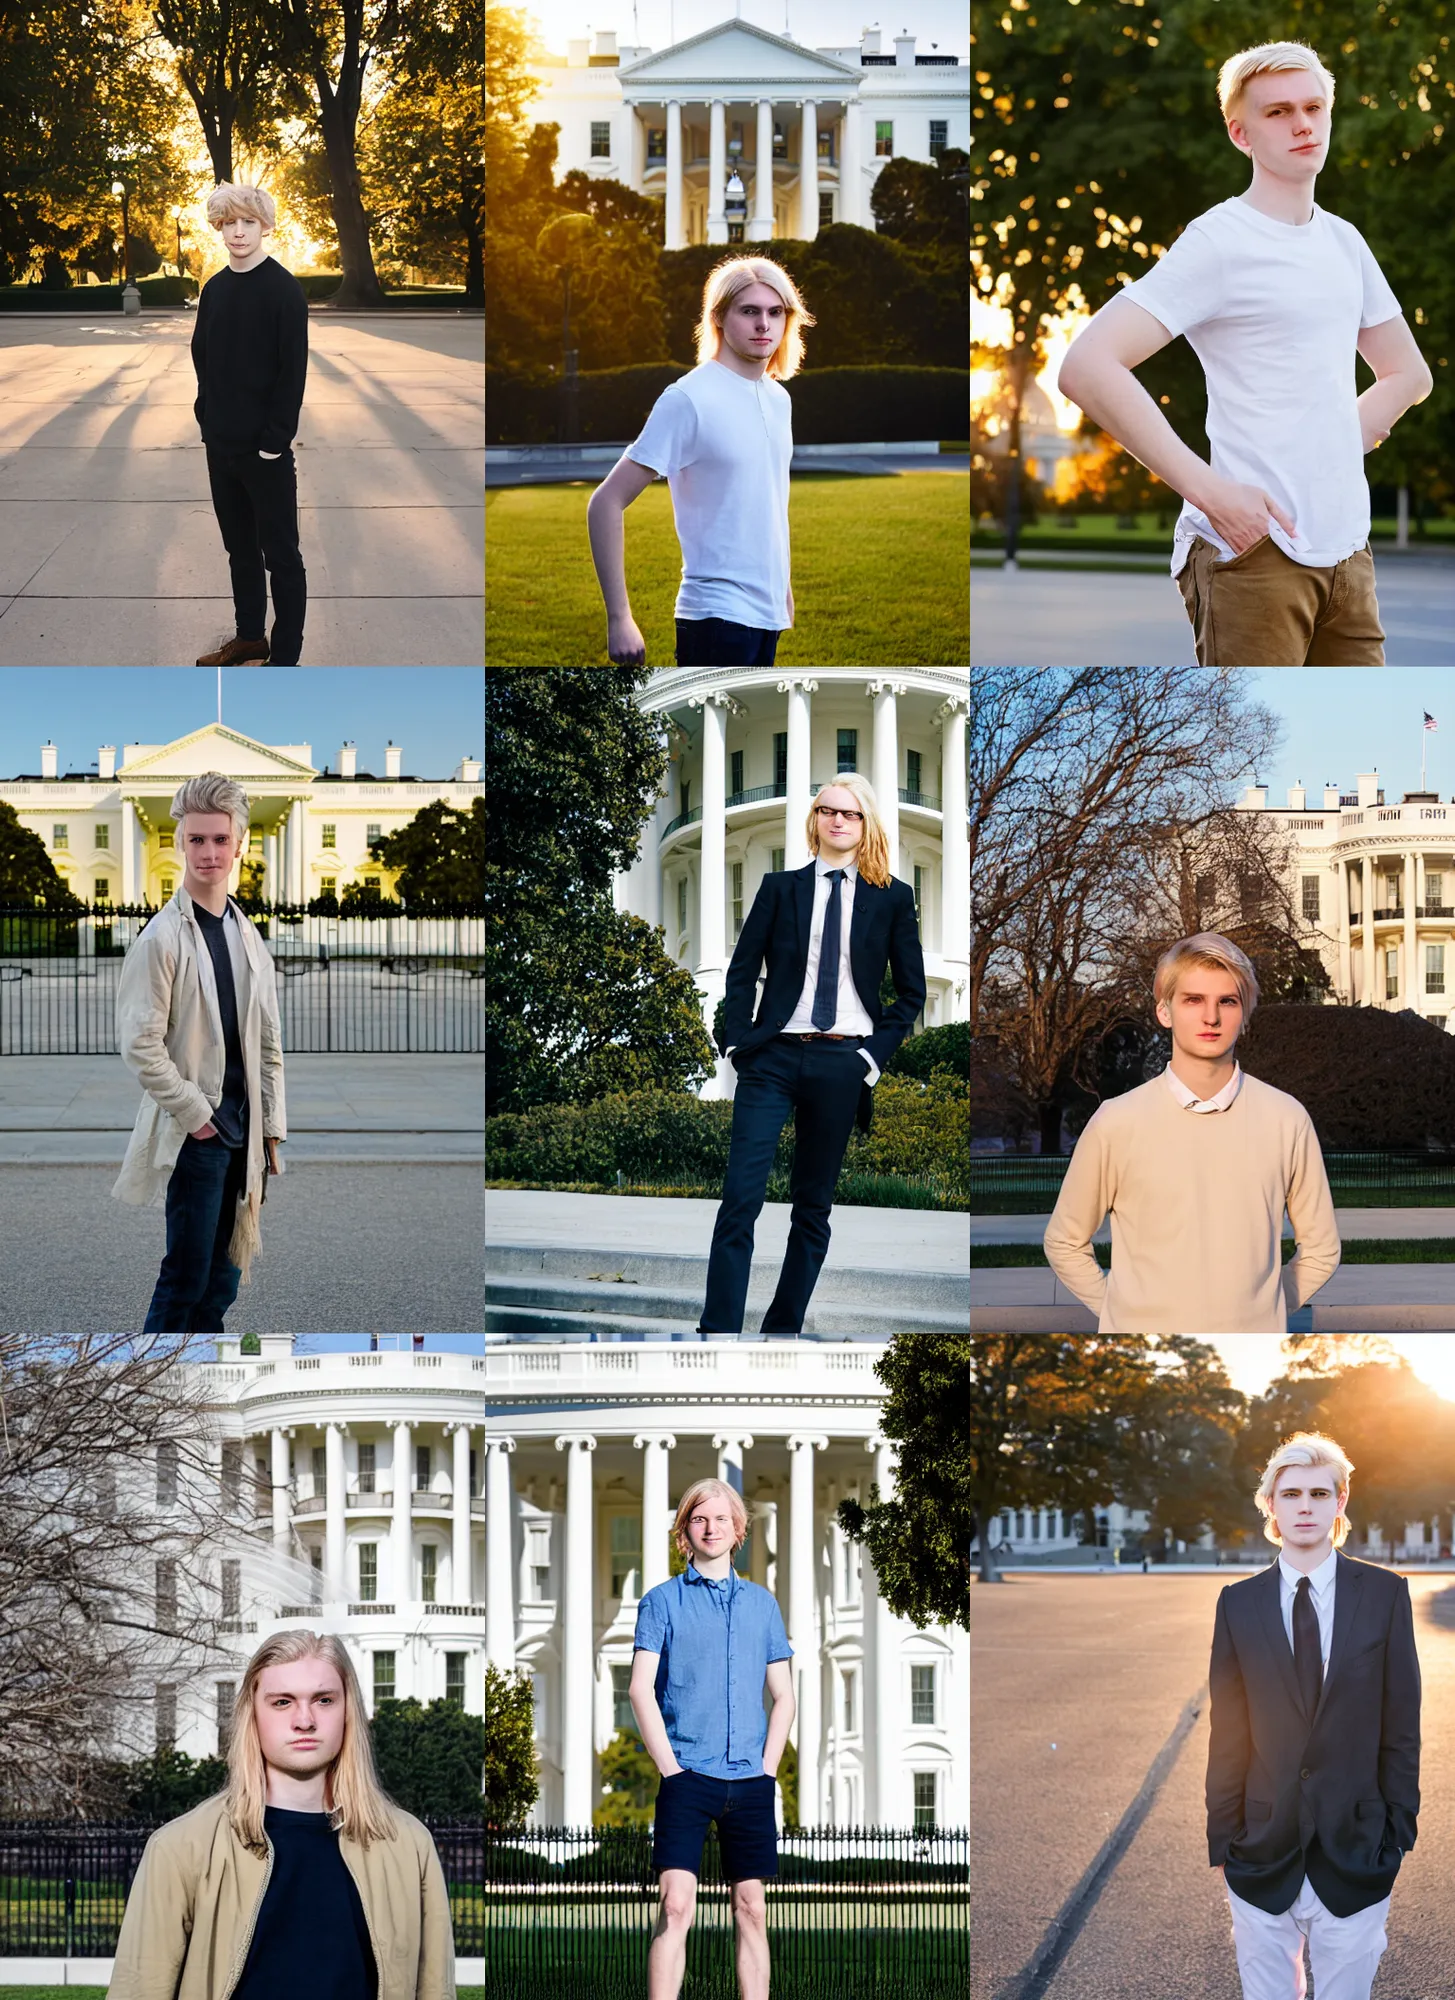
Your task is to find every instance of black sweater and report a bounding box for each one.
[192,256,309,453]
[230,1806,378,2000]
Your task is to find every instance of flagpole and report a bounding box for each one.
[1422,715,1427,793]
[218,666,222,726]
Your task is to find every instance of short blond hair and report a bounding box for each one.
[1153,932,1259,1022]
[171,771,250,849]
[671,1478,749,1560]
[1255,1432,1354,1549]
[1218,42,1336,125]
[206,182,276,231]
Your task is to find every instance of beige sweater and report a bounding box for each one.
[1042,1071,1341,1333]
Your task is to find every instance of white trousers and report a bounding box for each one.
[1227,1878,1390,2000]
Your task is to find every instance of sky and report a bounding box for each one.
[1240,670,1453,808]
[0,670,483,784]
[1207,1335,1455,1402]
[521,0,968,62]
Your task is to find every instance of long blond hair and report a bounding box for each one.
[221,1630,400,1853]
[671,1477,750,1560]
[694,256,816,380]
[805,774,893,888]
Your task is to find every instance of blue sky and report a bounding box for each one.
[524,0,968,61]
[0,670,483,783]
[1244,670,1454,806]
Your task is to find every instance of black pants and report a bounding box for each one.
[676,618,780,665]
[205,444,307,663]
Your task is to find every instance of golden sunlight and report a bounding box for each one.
[971,291,1089,434]
[1206,1335,1455,1403]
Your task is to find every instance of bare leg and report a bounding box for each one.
[647,1868,697,1999]
[731,1878,770,2000]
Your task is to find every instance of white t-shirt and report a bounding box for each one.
[1117,197,1402,575]
[627,358,793,629]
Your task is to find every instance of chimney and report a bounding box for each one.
[1324,785,1341,808]
[41,741,57,779]
[453,756,483,782]
[594,28,617,54]
[1287,783,1306,810]
[894,31,915,63]
[1239,784,1268,810]
[1356,770,1379,808]
[385,741,402,779]
[257,1334,294,1361]
[568,35,589,64]
[339,742,357,779]
[215,1338,241,1361]
[98,745,116,781]
[861,26,881,53]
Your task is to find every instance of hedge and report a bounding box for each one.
[0,275,197,309]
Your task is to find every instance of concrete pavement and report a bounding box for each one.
[971,1266,1455,1332]
[0,315,483,664]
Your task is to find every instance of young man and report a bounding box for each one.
[1056,40,1434,667]
[191,182,309,666]
[586,257,814,667]
[110,1629,458,1999]
[696,776,926,1335]
[1043,932,1340,1332]
[1207,1434,1421,2000]
[631,1478,796,2000]
[112,772,286,1331]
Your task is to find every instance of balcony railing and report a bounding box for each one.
[665,783,949,838]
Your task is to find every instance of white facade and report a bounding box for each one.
[2,725,483,908]
[486,1339,969,1830]
[613,668,969,1102]
[527,20,969,247]
[1236,771,1455,1028]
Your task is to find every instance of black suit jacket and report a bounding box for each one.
[1206,1550,1421,1917]
[717,862,926,1137]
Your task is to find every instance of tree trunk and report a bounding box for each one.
[977,1541,1002,1581]
[1038,1099,1062,1155]
[318,83,387,306]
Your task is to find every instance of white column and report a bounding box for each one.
[869,680,905,877]
[486,1436,517,1670]
[392,1419,413,1606]
[839,102,861,226]
[799,101,819,240]
[751,99,775,239]
[938,694,968,1017]
[1416,853,1426,1002]
[708,98,727,242]
[290,799,306,904]
[713,1432,754,1502]
[665,100,684,250]
[121,798,138,905]
[629,105,646,192]
[1404,851,1416,1006]
[1361,854,1375,1004]
[787,1433,827,1825]
[270,1427,292,1556]
[635,1433,677,1593]
[690,689,735,993]
[450,1422,473,1605]
[134,807,146,905]
[556,1433,599,1828]
[781,676,817,866]
[325,1421,347,1603]
[264,829,278,902]
[1337,857,1351,1000]
[868,1436,901,1825]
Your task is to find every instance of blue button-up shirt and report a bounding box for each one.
[633,1563,793,1779]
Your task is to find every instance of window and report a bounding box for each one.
[730,749,744,797]
[358,1544,378,1601]
[220,1439,242,1510]
[911,1664,936,1724]
[526,1521,551,1600]
[321,875,337,893]
[728,221,744,243]
[95,823,110,849]
[364,874,381,889]
[445,1653,467,1707]
[156,1559,178,1630]
[1386,947,1399,1000]
[310,1545,323,1579]
[322,823,337,848]
[647,126,665,160]
[875,120,894,156]
[373,1652,396,1705]
[774,732,787,792]
[929,118,948,159]
[157,1440,178,1506]
[913,1771,937,1830]
[217,1681,236,1755]
[221,1560,241,1618]
[161,876,174,897]
[53,824,68,849]
[818,127,834,161]
[907,748,922,796]
[612,1663,637,1732]
[367,822,382,843]
[591,119,611,157]
[772,847,785,874]
[422,1544,437,1603]
[732,860,744,942]
[611,1514,642,1597]
[836,728,857,774]
[818,192,834,227]
[358,1443,376,1495]
[773,123,787,158]
[1301,875,1321,922]
[415,1444,431,1490]
[1427,944,1446,995]
[914,864,923,928]
[1427,871,1445,909]
[842,1667,856,1733]
[95,878,111,900]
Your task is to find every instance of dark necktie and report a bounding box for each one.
[811,870,845,1030]
[1294,1575,1323,1717]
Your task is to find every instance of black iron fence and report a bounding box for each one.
[0,1815,483,1955]
[487,1825,969,2000]
[0,904,483,1054]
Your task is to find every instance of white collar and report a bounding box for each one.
[1163,1061,1242,1113]
[815,856,858,880]
[1278,1545,1337,1595]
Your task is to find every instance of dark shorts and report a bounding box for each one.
[676,618,780,665]
[652,1770,779,1881]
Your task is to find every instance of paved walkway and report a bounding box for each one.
[972,1266,1455,1331]
[0,315,483,664]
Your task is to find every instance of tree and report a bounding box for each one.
[594,1726,657,1828]
[484,1662,537,1830]
[367,0,484,300]
[369,797,482,904]
[871,148,970,248]
[0,802,81,905]
[371,1694,486,1816]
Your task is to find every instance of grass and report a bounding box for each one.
[486,478,969,666]
[971,1184,1455,1215]
[491,1923,965,2000]
[975,1239,1455,1267]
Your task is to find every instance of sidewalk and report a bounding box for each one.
[973,1207,1455,1243]
[972,1267,1455,1331]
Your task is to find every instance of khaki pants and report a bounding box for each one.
[1177,535,1385,665]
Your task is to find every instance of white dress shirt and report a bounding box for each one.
[1163,1060,1243,1114]
[780,856,879,1082]
[1277,1543,1336,1667]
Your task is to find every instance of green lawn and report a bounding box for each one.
[486,477,969,665]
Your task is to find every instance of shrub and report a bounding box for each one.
[1241,1003,1455,1149]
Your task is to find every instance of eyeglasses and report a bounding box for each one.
[816,806,863,823]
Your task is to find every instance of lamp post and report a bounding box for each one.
[536,213,595,446]
[111,180,129,284]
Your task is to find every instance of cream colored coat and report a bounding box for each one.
[107,1792,458,2000]
[111,887,287,1281]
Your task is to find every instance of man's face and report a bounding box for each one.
[1228,69,1331,179]
[221,213,267,260]
[254,1661,347,1776]
[815,787,864,861]
[1156,971,1243,1061]
[180,811,244,886]
[1272,1466,1345,1552]
[720,282,786,365]
[685,1495,738,1563]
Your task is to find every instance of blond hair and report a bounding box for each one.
[672,1478,749,1560]
[171,771,250,849]
[206,182,276,231]
[1255,1433,1354,1549]
[694,256,816,381]
[1218,42,1336,125]
[804,774,893,889]
[1153,932,1259,1023]
[218,1630,401,1853]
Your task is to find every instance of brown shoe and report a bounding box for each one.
[196,637,270,664]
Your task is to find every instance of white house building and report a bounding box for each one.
[527,19,969,247]
[486,1338,969,1830]
[1236,770,1455,1027]
[613,668,969,1102]
[1,725,483,908]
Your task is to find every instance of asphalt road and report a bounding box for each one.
[973,1572,1455,2000]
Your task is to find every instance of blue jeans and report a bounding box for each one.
[698,1035,867,1334]
[675,618,780,665]
[143,1127,249,1332]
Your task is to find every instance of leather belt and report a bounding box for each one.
[780,1032,857,1042]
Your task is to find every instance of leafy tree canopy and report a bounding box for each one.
[372,798,484,905]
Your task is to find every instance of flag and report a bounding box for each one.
[1425,712,1438,730]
